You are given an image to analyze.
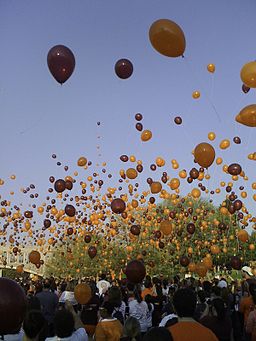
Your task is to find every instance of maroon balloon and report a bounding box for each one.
[135,123,143,131]
[47,45,75,84]
[174,116,182,125]
[234,199,243,211]
[218,222,227,231]
[130,225,140,236]
[65,204,76,217]
[135,113,143,121]
[111,198,126,214]
[43,219,51,229]
[125,260,146,283]
[84,235,91,243]
[186,223,195,234]
[242,84,250,93]
[115,59,133,79]
[120,155,129,162]
[233,136,241,144]
[230,256,242,270]
[189,168,199,179]
[180,255,190,267]
[0,278,27,334]
[228,163,242,176]
[54,179,66,193]
[65,180,73,190]
[88,246,97,259]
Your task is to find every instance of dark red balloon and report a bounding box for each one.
[120,155,129,162]
[242,84,250,93]
[230,256,242,270]
[111,198,126,214]
[180,255,190,267]
[135,123,143,131]
[65,204,76,217]
[54,179,66,193]
[44,219,51,229]
[233,136,241,144]
[228,163,242,176]
[125,260,146,283]
[130,225,140,235]
[84,235,91,243]
[115,59,133,79]
[135,113,143,121]
[174,116,182,125]
[47,45,75,84]
[0,278,27,334]
[65,180,73,190]
[186,223,195,234]
[218,222,227,231]
[88,246,97,259]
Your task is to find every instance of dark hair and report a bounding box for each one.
[197,290,206,304]
[144,294,153,312]
[54,309,75,338]
[43,279,51,289]
[108,286,122,308]
[143,327,173,341]
[173,288,197,317]
[134,287,142,304]
[100,274,107,280]
[202,281,212,295]
[144,278,153,289]
[27,296,41,311]
[102,301,115,315]
[163,279,168,290]
[249,283,256,296]
[211,298,226,320]
[23,310,46,339]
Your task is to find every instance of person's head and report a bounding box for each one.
[197,290,206,304]
[249,282,256,297]
[211,298,226,320]
[143,327,173,341]
[100,273,107,281]
[144,278,153,289]
[173,288,197,317]
[108,286,122,307]
[202,281,212,295]
[43,279,51,290]
[212,286,221,297]
[27,296,41,312]
[53,309,75,338]
[99,301,114,319]
[0,278,27,335]
[242,266,253,279]
[123,317,141,340]
[23,310,46,340]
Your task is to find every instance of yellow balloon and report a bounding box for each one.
[150,182,162,194]
[191,188,201,199]
[236,104,256,127]
[141,130,152,142]
[179,170,187,178]
[219,139,230,150]
[240,61,256,88]
[192,91,200,99]
[216,157,223,165]
[77,157,87,167]
[207,63,215,73]
[208,132,216,141]
[155,157,165,167]
[169,178,180,190]
[126,168,138,179]
[130,155,136,162]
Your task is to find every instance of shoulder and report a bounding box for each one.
[72,328,88,341]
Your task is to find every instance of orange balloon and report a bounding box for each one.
[208,132,216,141]
[237,230,249,243]
[240,61,256,88]
[191,188,201,199]
[141,130,152,142]
[207,64,215,73]
[210,245,220,255]
[192,91,200,99]
[77,157,87,167]
[149,19,186,57]
[196,263,208,277]
[188,262,196,272]
[169,178,180,190]
[150,181,162,194]
[160,220,172,235]
[74,283,92,304]
[194,142,215,168]
[236,104,256,127]
[202,257,213,270]
[126,168,138,179]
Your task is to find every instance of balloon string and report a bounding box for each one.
[183,56,221,123]
[19,116,44,135]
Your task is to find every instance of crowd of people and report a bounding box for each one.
[0,265,256,341]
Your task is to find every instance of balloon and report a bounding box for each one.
[187,223,195,234]
[120,155,129,162]
[194,142,215,168]
[227,163,242,176]
[240,61,256,88]
[43,219,51,229]
[141,130,152,142]
[196,263,208,277]
[219,139,230,150]
[191,188,201,199]
[180,256,190,267]
[74,283,92,304]
[111,198,126,214]
[126,168,138,180]
[189,168,199,179]
[210,245,220,255]
[174,116,182,125]
[54,179,66,193]
[230,256,242,270]
[242,84,250,93]
[207,64,215,73]
[192,91,200,99]
[135,113,143,121]
[65,180,73,190]
[130,225,141,236]
[77,157,87,167]
[0,278,27,334]
[149,19,186,57]
[47,45,75,84]
[233,136,241,144]
[65,204,76,217]
[88,246,97,259]
[84,235,91,243]
[28,250,41,265]
[236,104,256,127]
[160,220,172,235]
[150,182,162,194]
[208,132,216,141]
[169,178,180,190]
[136,123,143,131]
[115,59,133,79]
[237,230,249,242]
[125,260,146,283]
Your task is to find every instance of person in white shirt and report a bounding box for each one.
[45,302,88,341]
[96,274,111,297]
[128,288,149,333]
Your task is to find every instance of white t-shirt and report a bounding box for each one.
[96,280,111,295]
[159,313,178,327]
[45,328,88,341]
[0,331,24,341]
[59,291,78,306]
[146,303,154,329]
[128,299,149,332]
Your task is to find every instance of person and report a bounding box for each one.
[107,286,126,324]
[141,278,155,300]
[167,288,218,341]
[194,290,207,321]
[23,310,47,341]
[246,285,256,341]
[94,301,123,340]
[142,327,173,341]
[36,279,59,336]
[144,295,154,330]
[128,287,149,334]
[239,282,256,326]
[121,317,141,341]
[59,280,77,306]
[97,274,111,297]
[45,301,88,341]
[200,298,233,341]
[242,266,254,281]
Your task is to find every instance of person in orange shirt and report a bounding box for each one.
[95,301,123,341]
[168,288,218,341]
[239,282,256,325]
[141,278,156,300]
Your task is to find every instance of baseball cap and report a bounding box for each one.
[242,266,253,277]
[217,280,228,289]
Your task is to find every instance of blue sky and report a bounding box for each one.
[0,0,256,231]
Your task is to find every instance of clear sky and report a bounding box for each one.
[0,0,256,232]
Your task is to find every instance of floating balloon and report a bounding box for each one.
[240,61,256,88]
[242,84,250,94]
[136,123,143,131]
[194,142,215,168]
[219,139,230,150]
[125,260,146,283]
[149,19,186,57]
[141,130,152,142]
[160,220,172,235]
[0,278,27,334]
[130,225,141,236]
[187,223,195,234]
[77,157,87,167]
[47,45,75,84]
[28,250,41,265]
[196,263,208,277]
[88,246,97,259]
[54,179,66,193]
[111,198,126,214]
[150,181,162,194]
[180,255,190,267]
[74,283,92,304]
[237,230,249,242]
[207,64,215,73]
[126,168,138,180]
[115,59,133,79]
[228,163,242,176]
[230,256,242,270]
[174,116,182,125]
[192,91,200,99]
[65,204,76,217]
[236,104,256,127]
[135,113,143,121]
[233,136,241,144]
[208,132,216,141]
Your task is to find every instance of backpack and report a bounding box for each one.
[113,307,124,325]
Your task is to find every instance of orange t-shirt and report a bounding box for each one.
[169,321,218,341]
[240,296,254,324]
[141,287,155,300]
[95,319,123,341]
